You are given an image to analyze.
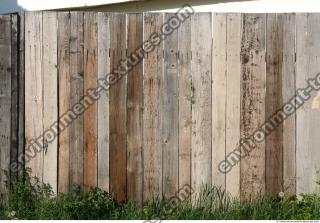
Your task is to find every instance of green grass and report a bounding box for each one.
[1,168,320,220]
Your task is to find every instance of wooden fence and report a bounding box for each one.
[0,12,320,203]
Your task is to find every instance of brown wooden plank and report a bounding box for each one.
[281,13,296,195]
[109,13,127,202]
[97,12,110,192]
[84,12,98,189]
[0,14,12,196]
[58,12,71,193]
[191,13,212,200]
[212,13,227,190]
[143,13,163,201]
[43,12,58,193]
[70,11,84,188]
[127,13,143,203]
[296,13,320,194]
[265,14,283,196]
[225,13,241,198]
[240,14,266,201]
[24,11,44,183]
[178,16,191,193]
[162,13,179,198]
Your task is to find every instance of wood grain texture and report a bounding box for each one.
[70,11,84,188]
[143,13,163,201]
[109,13,127,202]
[162,13,179,198]
[265,14,283,196]
[281,14,296,195]
[0,15,12,196]
[240,14,266,201]
[178,16,191,193]
[25,11,44,182]
[43,12,58,193]
[84,12,98,189]
[296,13,320,194]
[58,12,71,193]
[127,13,143,203]
[212,13,227,190]
[226,13,241,198]
[97,12,110,192]
[191,13,212,200]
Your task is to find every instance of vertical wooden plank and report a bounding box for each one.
[97,12,110,192]
[240,14,266,200]
[212,13,227,190]
[265,14,283,196]
[84,12,98,189]
[178,16,191,193]
[70,12,84,188]
[282,13,296,195]
[25,11,44,182]
[43,12,58,193]
[10,14,19,177]
[162,13,179,198]
[109,13,127,202]
[296,13,320,194]
[225,13,241,198]
[143,13,163,201]
[0,15,12,196]
[58,12,71,192]
[18,12,25,169]
[191,13,212,199]
[127,13,143,203]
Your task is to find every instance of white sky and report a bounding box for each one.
[13,0,320,12]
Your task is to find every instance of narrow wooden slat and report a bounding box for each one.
[162,13,179,198]
[240,14,266,200]
[10,14,19,178]
[265,14,283,196]
[282,13,296,195]
[43,12,58,193]
[97,12,110,192]
[191,13,212,199]
[25,11,44,182]
[225,13,241,198]
[296,14,320,194]
[143,13,163,201]
[84,12,98,189]
[212,13,227,190]
[109,13,127,202]
[18,12,25,169]
[178,16,191,193]
[58,12,71,192]
[70,11,84,188]
[127,13,143,203]
[0,15,12,195]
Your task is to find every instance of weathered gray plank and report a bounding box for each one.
[225,13,241,198]
[70,11,84,188]
[191,13,212,200]
[178,15,191,195]
[58,12,71,193]
[0,15,12,195]
[24,11,44,183]
[143,13,163,201]
[97,12,110,192]
[127,13,143,203]
[240,14,266,200]
[282,13,296,195]
[43,12,58,193]
[162,13,179,198]
[296,13,320,194]
[212,13,227,190]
